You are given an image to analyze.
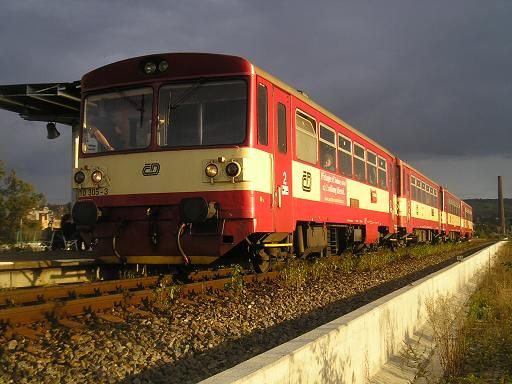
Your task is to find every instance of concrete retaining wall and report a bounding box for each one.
[200,242,505,384]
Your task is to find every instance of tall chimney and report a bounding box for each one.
[498,176,505,235]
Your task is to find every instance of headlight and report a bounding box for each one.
[158,60,168,72]
[205,163,219,178]
[144,62,157,74]
[91,170,103,184]
[74,171,85,184]
[225,161,241,178]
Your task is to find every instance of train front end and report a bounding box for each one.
[72,53,270,265]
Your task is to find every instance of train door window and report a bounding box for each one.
[295,110,317,164]
[338,135,353,177]
[367,151,377,186]
[257,84,268,145]
[378,156,387,189]
[411,176,417,200]
[319,124,336,171]
[421,182,426,204]
[277,103,287,153]
[354,143,366,182]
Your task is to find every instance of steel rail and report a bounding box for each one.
[0,275,163,307]
[0,271,280,327]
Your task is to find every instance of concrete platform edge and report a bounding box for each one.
[199,242,505,384]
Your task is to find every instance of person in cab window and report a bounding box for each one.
[322,153,336,171]
[88,111,127,151]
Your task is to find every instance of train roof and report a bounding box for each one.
[81,52,393,158]
[0,52,466,202]
[252,64,395,158]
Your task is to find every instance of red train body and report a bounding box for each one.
[70,53,472,269]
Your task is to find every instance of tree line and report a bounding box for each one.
[0,160,47,244]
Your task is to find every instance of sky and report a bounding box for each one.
[0,0,511,203]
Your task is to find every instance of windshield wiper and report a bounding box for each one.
[168,78,206,112]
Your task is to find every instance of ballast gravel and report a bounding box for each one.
[0,243,489,384]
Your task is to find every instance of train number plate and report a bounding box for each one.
[77,187,108,197]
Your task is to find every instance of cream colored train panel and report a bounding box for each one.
[73,147,273,196]
[410,201,439,222]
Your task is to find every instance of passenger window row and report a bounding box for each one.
[410,176,438,207]
[295,109,388,189]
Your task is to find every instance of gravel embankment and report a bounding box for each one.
[0,242,492,384]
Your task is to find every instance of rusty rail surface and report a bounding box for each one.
[0,275,162,307]
[0,271,280,327]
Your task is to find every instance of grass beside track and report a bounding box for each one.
[280,240,490,289]
[434,241,512,383]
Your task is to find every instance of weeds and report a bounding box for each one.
[224,264,245,295]
[153,275,181,309]
[426,295,467,379]
[280,259,307,289]
[280,241,480,290]
[408,242,512,383]
[400,335,434,383]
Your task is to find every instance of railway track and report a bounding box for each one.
[0,241,490,336]
[0,270,279,330]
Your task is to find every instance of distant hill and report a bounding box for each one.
[465,198,512,228]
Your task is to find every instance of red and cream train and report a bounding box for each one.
[70,53,473,271]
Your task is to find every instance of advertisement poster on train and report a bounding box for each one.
[320,171,347,205]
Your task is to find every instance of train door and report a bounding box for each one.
[389,159,396,232]
[272,86,293,232]
[440,188,446,234]
[404,167,412,231]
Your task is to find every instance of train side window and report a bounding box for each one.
[257,84,268,145]
[338,135,353,177]
[378,157,387,189]
[353,143,366,182]
[295,110,317,164]
[277,103,287,153]
[319,124,336,171]
[367,151,377,186]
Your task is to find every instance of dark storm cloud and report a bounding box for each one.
[0,0,511,201]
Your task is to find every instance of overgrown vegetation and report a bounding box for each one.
[401,242,512,383]
[442,242,512,383]
[224,264,245,295]
[426,295,467,379]
[280,241,477,289]
[153,276,182,309]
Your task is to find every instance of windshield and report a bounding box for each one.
[157,80,247,147]
[82,88,153,153]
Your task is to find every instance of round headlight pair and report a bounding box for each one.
[205,161,241,179]
[74,170,103,184]
[144,60,168,74]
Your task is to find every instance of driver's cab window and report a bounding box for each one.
[83,88,152,153]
